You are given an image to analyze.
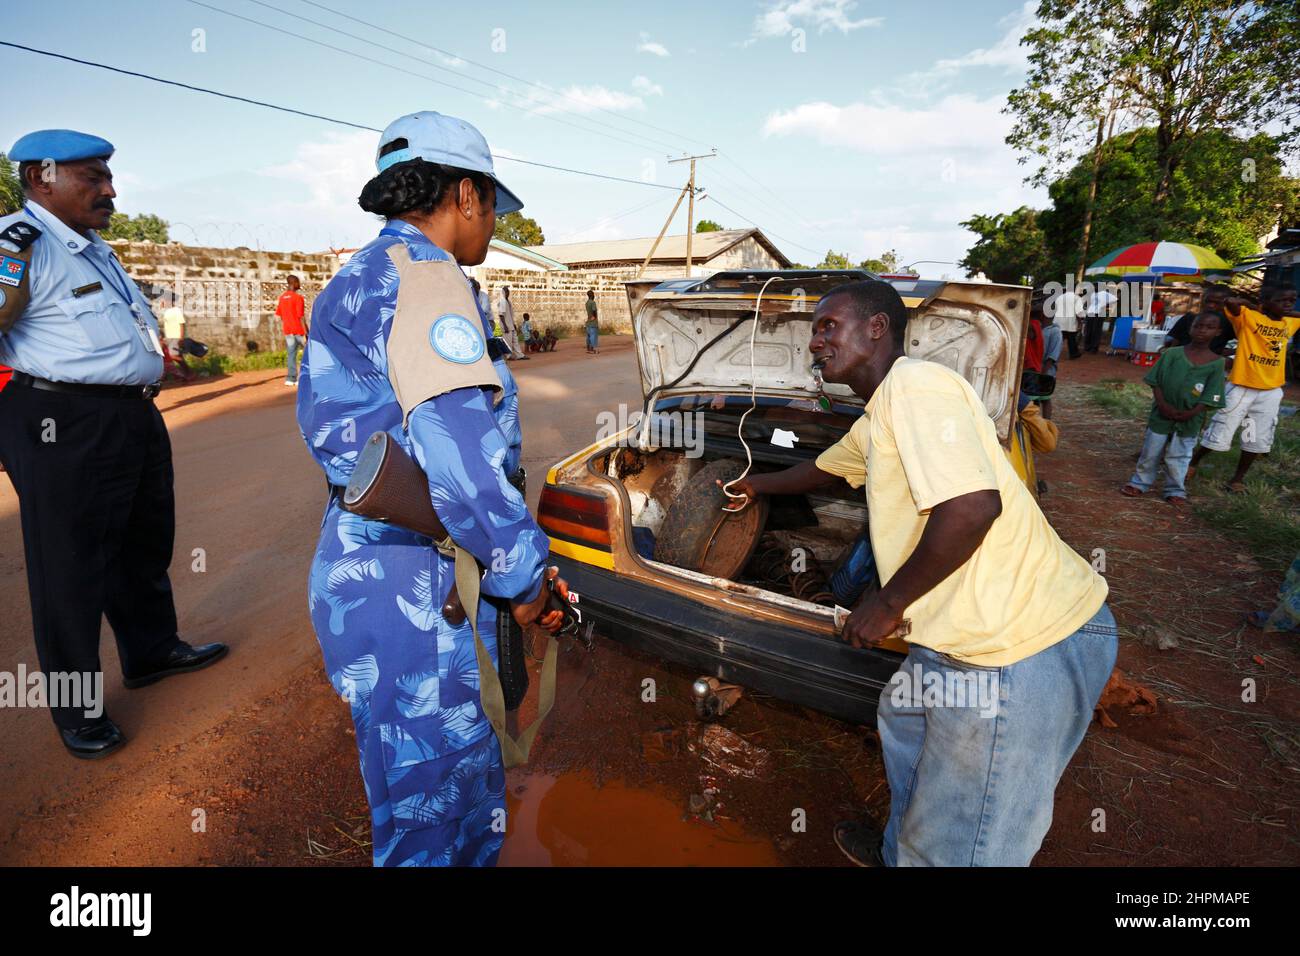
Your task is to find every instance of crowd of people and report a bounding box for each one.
[465,278,597,361]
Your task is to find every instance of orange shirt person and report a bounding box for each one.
[277,274,308,386]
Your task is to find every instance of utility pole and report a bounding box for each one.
[667,150,716,277]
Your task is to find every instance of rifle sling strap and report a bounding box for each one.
[446,537,557,769]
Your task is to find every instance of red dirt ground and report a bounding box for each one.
[2,348,1296,866]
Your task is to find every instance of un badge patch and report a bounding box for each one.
[429,313,485,365]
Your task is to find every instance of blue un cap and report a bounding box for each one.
[9,129,115,163]
[375,111,522,215]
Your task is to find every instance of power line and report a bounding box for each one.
[0,40,379,132]
[0,40,682,192]
[271,1,827,250]
[704,195,823,258]
[239,0,685,155]
[717,151,820,231]
[296,0,715,153]
[184,0,675,156]
[552,194,669,242]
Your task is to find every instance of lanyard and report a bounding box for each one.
[82,245,138,312]
[23,204,138,310]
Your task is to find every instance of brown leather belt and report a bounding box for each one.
[11,371,161,400]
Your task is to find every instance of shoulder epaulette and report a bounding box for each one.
[0,219,42,253]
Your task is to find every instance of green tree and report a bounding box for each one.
[695,219,724,233]
[1007,0,1299,276]
[493,211,545,246]
[817,249,853,269]
[958,207,1051,285]
[859,249,917,275]
[1041,127,1297,276]
[100,212,169,242]
[0,153,22,215]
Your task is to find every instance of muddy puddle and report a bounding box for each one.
[499,770,780,866]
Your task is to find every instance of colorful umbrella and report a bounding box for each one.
[1085,241,1231,282]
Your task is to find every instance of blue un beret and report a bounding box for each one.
[9,129,115,163]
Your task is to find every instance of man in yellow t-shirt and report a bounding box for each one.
[1190,285,1300,491]
[725,280,1114,867]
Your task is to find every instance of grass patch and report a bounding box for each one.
[189,350,289,376]
[1087,378,1300,569]
[1087,378,1152,419]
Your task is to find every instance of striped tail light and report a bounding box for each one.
[538,485,612,553]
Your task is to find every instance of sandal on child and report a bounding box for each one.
[1225,480,1247,494]
[1121,484,1144,497]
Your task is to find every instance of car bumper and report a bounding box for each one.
[551,553,903,726]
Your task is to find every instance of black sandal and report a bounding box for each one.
[833,819,886,867]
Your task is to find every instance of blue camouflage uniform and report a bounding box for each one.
[296,218,550,866]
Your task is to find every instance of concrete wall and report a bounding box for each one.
[110,240,338,354]
[470,266,638,334]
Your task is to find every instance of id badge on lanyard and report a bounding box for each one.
[133,305,164,355]
[85,243,163,356]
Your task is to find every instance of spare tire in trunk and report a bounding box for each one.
[653,458,769,579]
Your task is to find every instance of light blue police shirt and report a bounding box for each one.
[0,201,164,386]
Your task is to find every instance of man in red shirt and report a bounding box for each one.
[276,274,308,386]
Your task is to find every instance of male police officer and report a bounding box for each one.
[0,130,227,759]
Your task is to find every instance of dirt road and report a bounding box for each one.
[1,344,1295,866]
[0,337,683,864]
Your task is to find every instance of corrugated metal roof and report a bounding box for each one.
[526,228,790,267]
[488,237,569,270]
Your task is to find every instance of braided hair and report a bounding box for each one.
[357,139,492,218]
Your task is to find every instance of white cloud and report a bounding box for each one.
[632,75,664,97]
[925,1,1036,78]
[529,84,646,115]
[759,89,1045,268]
[256,130,378,247]
[762,94,1011,156]
[260,130,376,206]
[637,31,671,57]
[751,0,882,40]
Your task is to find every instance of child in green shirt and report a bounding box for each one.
[1122,312,1226,507]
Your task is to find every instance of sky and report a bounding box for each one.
[2,0,1047,275]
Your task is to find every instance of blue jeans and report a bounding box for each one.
[876,603,1118,866]
[1129,427,1195,498]
[586,326,598,350]
[285,334,305,382]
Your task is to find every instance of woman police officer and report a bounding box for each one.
[295,111,566,867]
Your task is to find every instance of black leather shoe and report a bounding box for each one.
[60,718,126,760]
[833,819,886,867]
[123,641,229,689]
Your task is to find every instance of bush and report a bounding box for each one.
[189,350,289,376]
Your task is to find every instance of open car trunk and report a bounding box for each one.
[600,404,867,612]
[596,272,1031,620]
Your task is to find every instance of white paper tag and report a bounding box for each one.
[137,319,163,355]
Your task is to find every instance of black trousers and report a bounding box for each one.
[0,382,180,727]
[1063,330,1081,358]
[1083,316,1103,353]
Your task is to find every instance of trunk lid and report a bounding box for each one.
[628,271,1031,443]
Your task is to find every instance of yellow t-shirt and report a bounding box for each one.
[815,357,1107,666]
[1224,304,1300,390]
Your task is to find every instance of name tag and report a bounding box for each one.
[72,281,104,298]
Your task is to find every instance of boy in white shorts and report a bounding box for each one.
[1190,286,1299,492]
